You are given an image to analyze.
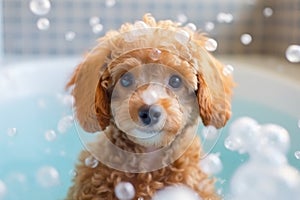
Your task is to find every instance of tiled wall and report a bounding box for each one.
[263,0,300,56]
[2,0,300,57]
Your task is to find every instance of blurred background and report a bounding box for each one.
[1,0,299,59]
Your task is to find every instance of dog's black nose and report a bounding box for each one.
[138,105,162,125]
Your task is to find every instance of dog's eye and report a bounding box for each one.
[168,75,182,88]
[120,72,134,87]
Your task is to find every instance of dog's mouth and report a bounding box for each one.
[131,126,163,138]
[127,128,166,149]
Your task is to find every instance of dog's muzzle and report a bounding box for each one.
[138,104,162,126]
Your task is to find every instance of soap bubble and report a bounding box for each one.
[223,64,234,76]
[185,23,197,32]
[201,125,219,140]
[263,7,273,17]
[152,185,202,200]
[294,151,300,159]
[230,161,300,200]
[217,12,233,23]
[36,166,60,188]
[205,38,218,52]
[199,153,223,175]
[177,13,188,24]
[259,124,290,154]
[217,188,224,197]
[285,45,300,63]
[228,118,300,200]
[84,156,99,168]
[68,169,77,177]
[89,16,100,26]
[174,30,190,45]
[130,21,149,37]
[106,0,116,8]
[123,24,149,42]
[7,127,17,136]
[93,24,103,34]
[57,115,74,133]
[0,180,7,199]
[227,119,289,155]
[37,17,50,30]
[29,0,51,16]
[134,21,149,30]
[226,117,259,153]
[57,93,74,107]
[115,182,135,200]
[149,48,162,61]
[253,146,287,166]
[240,34,252,45]
[224,137,242,152]
[44,130,56,141]
[204,21,215,32]
[65,31,76,41]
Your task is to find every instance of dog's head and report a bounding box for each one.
[67,14,233,149]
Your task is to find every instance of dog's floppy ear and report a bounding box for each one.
[66,46,111,133]
[196,51,233,129]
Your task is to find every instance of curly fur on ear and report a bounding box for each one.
[66,46,112,133]
[196,53,234,129]
[94,71,111,130]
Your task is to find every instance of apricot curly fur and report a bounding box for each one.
[66,127,219,200]
[66,13,234,200]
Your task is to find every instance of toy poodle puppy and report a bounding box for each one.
[66,14,233,200]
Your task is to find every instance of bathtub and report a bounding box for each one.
[0,55,299,199]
